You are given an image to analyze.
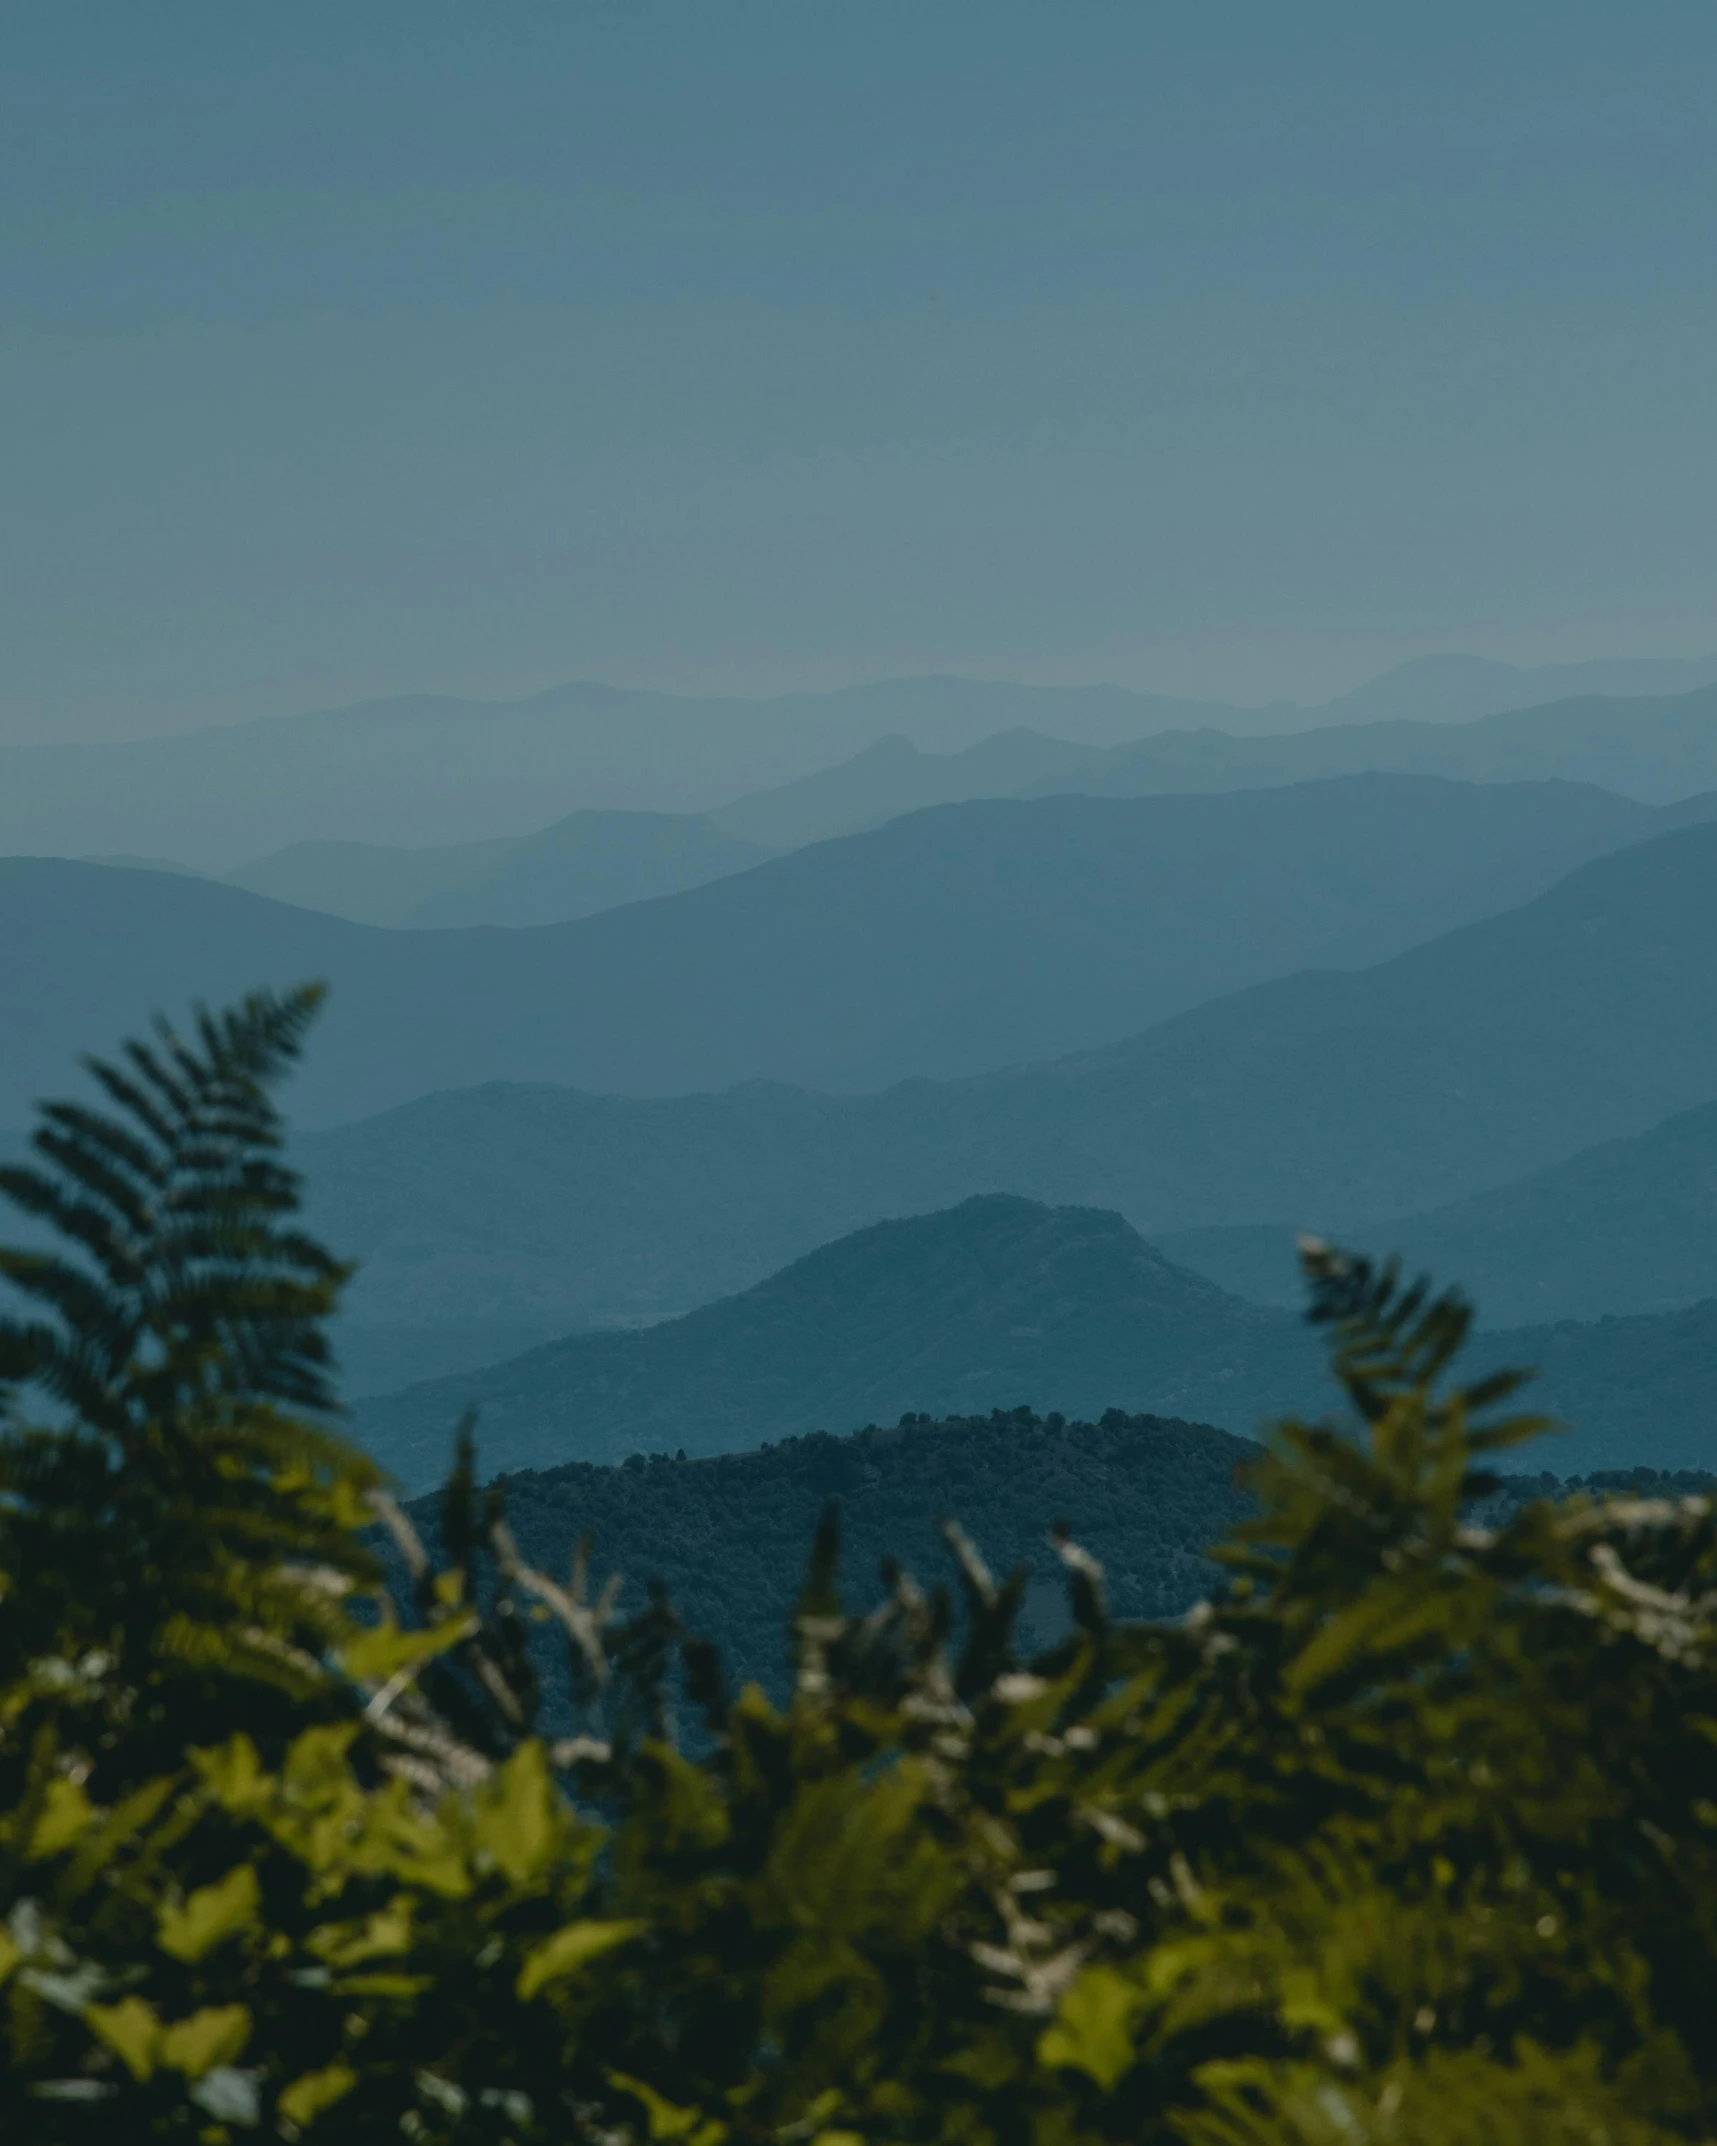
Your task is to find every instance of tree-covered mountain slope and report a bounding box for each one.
[408,1416,1716,1708]
[437,1407,1265,1694]
[0,772,1698,1125]
[1159,1096,1717,1327]
[354,1188,1717,1494]
[304,815,1717,1353]
[352,1196,1327,1488]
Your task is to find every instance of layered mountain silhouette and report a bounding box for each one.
[709,729,1098,848]
[0,676,1235,866]
[706,679,1717,846]
[351,1196,1329,1486]
[1307,652,1717,727]
[294,814,1717,1358]
[353,1193,1717,1497]
[1,774,1702,1126]
[9,659,1717,865]
[1028,684,1717,808]
[224,811,772,929]
[1160,1096,1717,1327]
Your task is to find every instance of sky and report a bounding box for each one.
[3,2,1716,742]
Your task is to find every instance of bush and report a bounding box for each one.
[1,993,1715,2142]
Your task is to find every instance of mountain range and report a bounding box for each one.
[9,773,1699,1126]
[1029,685,1717,808]
[349,1196,1329,1487]
[1159,1096,1717,1327]
[220,811,773,929]
[711,681,1717,849]
[283,812,1717,1379]
[8,655,1717,866]
[354,1193,1717,1499]
[0,676,1229,867]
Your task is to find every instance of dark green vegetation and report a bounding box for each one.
[9,994,1717,2140]
[471,1408,1261,1696]
[351,1197,1327,1483]
[300,816,1717,1375]
[454,1426,1717,1709]
[5,772,1696,1124]
[224,811,773,929]
[352,1193,1717,1487]
[1161,1096,1717,1326]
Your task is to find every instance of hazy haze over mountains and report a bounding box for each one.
[6,658,1717,869]
[284,817,1717,1394]
[223,813,774,930]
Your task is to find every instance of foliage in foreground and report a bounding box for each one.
[1,992,1716,2141]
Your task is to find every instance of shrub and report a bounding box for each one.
[1,993,1714,2142]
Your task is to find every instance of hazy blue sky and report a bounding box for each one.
[5,3,1715,741]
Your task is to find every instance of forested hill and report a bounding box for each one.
[417,1407,1264,1696]
[353,1196,1328,1488]
[408,1404,1717,1708]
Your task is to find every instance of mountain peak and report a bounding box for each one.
[352,1193,1321,1488]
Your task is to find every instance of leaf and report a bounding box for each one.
[609,2069,727,2143]
[278,2064,358,2128]
[308,1901,414,1969]
[157,1863,261,1963]
[472,1740,560,1885]
[340,1613,474,1688]
[190,1735,268,1814]
[30,1776,96,1859]
[517,1918,645,2001]
[84,1994,160,2081]
[1039,1965,1144,2090]
[160,2004,252,2080]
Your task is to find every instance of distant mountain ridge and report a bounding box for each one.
[702,679,1717,848]
[350,1195,1329,1487]
[0,676,1236,867]
[224,812,773,929]
[2,775,1702,1134]
[1159,1096,1717,1328]
[353,1193,1717,1497]
[1027,685,1717,808]
[8,654,1717,865]
[294,815,1717,1361]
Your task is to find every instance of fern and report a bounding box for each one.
[0,988,379,1780]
